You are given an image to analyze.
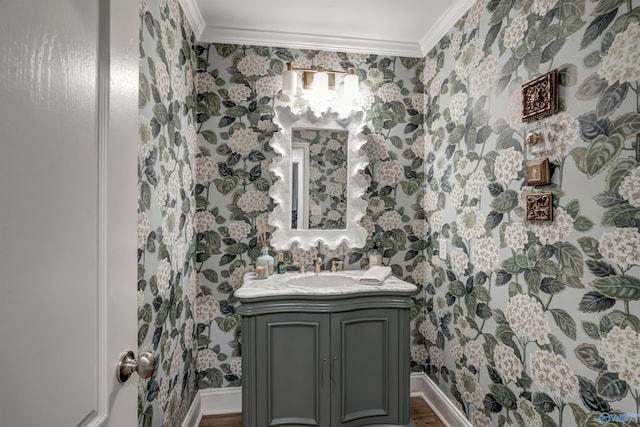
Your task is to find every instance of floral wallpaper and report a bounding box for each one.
[137,0,198,425]
[191,45,429,388]
[419,0,640,425]
[292,128,348,229]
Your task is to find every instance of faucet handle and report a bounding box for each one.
[330,260,342,272]
[315,257,322,273]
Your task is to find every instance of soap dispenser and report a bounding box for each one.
[369,245,382,267]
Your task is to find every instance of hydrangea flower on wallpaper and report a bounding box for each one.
[419,0,640,425]
[137,0,198,425]
[191,45,428,389]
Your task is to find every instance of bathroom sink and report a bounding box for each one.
[286,274,358,288]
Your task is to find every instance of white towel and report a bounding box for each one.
[359,266,392,285]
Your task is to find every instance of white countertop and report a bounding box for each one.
[235,270,418,299]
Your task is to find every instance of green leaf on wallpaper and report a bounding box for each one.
[578,236,602,259]
[565,199,580,218]
[593,190,626,208]
[448,280,466,297]
[562,16,587,37]
[489,0,515,25]
[488,384,517,410]
[269,59,284,75]
[574,215,595,232]
[202,269,218,283]
[550,308,577,340]
[611,7,640,33]
[138,324,149,347]
[596,372,629,401]
[555,242,584,277]
[139,303,152,323]
[153,103,169,124]
[576,72,608,100]
[400,57,421,70]
[524,49,542,74]
[144,11,155,38]
[607,309,640,331]
[606,157,636,191]
[215,44,236,57]
[560,270,585,289]
[559,64,578,87]
[579,291,616,313]
[537,259,560,276]
[215,314,240,333]
[575,344,607,371]
[532,391,557,413]
[570,146,588,175]
[200,130,217,144]
[592,275,640,300]
[611,112,640,139]
[584,133,624,178]
[400,179,421,196]
[501,55,523,75]
[561,0,586,19]
[601,204,640,226]
[213,176,239,195]
[597,82,629,118]
[584,51,602,68]
[592,0,625,16]
[582,321,601,339]
[581,8,618,50]
[568,403,588,425]
[586,260,617,277]
[490,190,519,213]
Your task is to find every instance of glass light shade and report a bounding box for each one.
[343,74,359,99]
[282,70,297,95]
[313,71,329,94]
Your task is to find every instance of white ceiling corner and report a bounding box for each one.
[178,0,205,39]
[180,0,474,59]
[419,0,476,56]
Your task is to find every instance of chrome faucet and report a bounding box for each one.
[314,257,322,273]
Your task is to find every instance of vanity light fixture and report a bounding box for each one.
[282,62,359,97]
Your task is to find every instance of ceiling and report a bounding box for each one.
[179,0,475,58]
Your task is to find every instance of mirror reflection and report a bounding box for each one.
[290,128,348,230]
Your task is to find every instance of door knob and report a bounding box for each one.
[116,350,156,384]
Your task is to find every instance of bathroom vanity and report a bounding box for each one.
[236,271,418,427]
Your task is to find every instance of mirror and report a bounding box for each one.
[269,106,368,250]
[291,127,348,230]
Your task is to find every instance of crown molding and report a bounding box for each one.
[418,0,475,55]
[198,26,423,58]
[178,0,205,39]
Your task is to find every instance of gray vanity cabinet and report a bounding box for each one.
[238,294,414,427]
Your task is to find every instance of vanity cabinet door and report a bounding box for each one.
[254,313,331,427]
[330,308,403,427]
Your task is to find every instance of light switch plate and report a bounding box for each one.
[438,238,447,259]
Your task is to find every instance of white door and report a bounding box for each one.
[0,0,139,426]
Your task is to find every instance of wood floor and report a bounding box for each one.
[200,396,445,426]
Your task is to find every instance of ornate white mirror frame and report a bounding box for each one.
[269,106,369,250]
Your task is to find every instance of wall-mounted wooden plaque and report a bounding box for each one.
[522,69,559,122]
[526,158,550,186]
[526,193,553,221]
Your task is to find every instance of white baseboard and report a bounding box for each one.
[410,372,472,427]
[183,374,469,427]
